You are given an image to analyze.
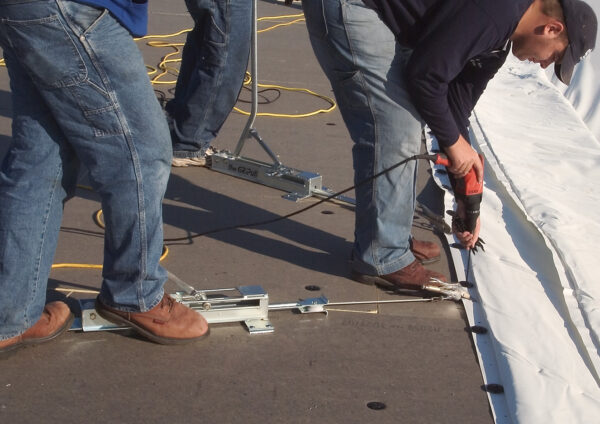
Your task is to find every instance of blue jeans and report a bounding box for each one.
[0,0,171,340]
[165,0,252,158]
[303,0,423,275]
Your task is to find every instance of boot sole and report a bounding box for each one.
[351,270,395,289]
[350,270,445,293]
[95,300,210,345]
[351,270,426,291]
[0,313,74,358]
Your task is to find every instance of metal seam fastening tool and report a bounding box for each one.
[70,270,469,335]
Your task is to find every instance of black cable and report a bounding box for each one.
[164,153,434,243]
[238,86,282,105]
[59,226,105,238]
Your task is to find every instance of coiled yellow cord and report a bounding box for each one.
[136,13,336,117]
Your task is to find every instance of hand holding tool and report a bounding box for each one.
[425,153,484,234]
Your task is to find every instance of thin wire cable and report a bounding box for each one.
[164,154,426,243]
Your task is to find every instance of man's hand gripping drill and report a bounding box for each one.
[423,150,485,252]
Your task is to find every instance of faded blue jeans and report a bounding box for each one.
[303,0,423,276]
[166,0,252,158]
[0,0,171,340]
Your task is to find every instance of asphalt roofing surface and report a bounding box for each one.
[0,2,493,423]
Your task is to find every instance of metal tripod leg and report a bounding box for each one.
[232,0,260,159]
[208,0,354,206]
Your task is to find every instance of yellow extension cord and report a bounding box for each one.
[0,12,336,284]
[138,13,336,118]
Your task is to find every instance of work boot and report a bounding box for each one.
[95,294,210,345]
[351,259,447,291]
[0,301,74,355]
[410,238,441,264]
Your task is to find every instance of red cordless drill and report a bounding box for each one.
[424,153,484,234]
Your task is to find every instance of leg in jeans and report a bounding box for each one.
[303,0,424,276]
[166,0,252,159]
[0,52,78,338]
[0,0,171,341]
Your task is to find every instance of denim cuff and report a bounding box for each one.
[350,248,416,276]
[97,288,164,313]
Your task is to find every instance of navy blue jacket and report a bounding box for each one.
[363,0,532,146]
[77,0,148,37]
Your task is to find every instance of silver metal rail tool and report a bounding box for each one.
[70,286,454,335]
[208,0,354,206]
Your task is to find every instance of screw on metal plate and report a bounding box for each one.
[90,313,97,320]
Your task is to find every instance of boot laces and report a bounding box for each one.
[160,295,175,313]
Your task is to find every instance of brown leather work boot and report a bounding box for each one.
[410,238,441,264]
[95,294,210,345]
[0,301,74,355]
[351,259,447,291]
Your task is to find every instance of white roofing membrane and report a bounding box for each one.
[428,54,600,423]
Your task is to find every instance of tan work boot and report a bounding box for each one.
[0,301,74,355]
[95,294,210,345]
[410,238,441,264]
[352,259,447,291]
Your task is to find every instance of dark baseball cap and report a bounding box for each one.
[555,0,597,85]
